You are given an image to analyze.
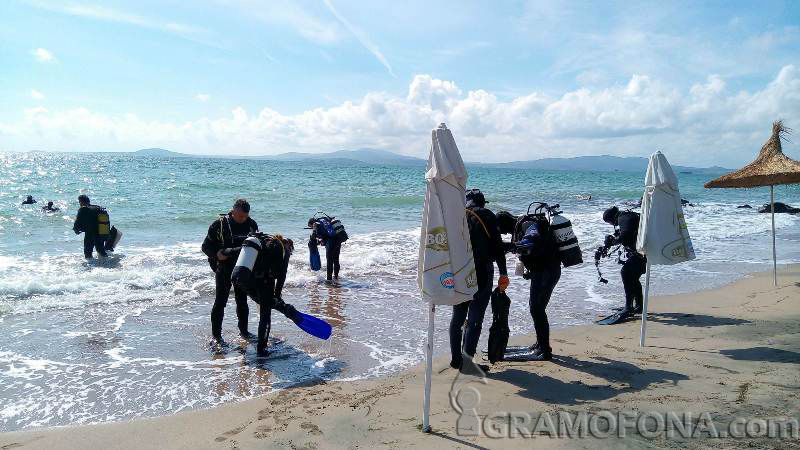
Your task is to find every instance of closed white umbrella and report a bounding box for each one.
[417,123,477,432]
[636,151,696,347]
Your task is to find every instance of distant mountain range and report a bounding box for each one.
[266,148,424,166]
[132,148,728,173]
[483,155,729,173]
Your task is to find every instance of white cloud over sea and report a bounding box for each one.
[2,66,798,167]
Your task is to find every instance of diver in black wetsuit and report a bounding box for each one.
[603,206,647,315]
[72,195,110,258]
[449,189,510,374]
[42,201,59,212]
[518,217,562,361]
[308,217,344,282]
[201,198,259,345]
[22,195,37,205]
[232,234,297,355]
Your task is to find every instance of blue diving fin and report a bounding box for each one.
[309,240,321,271]
[292,311,332,340]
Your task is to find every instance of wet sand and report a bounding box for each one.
[2,265,798,449]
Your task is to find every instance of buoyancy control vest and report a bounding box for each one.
[231,233,289,290]
[512,212,557,271]
[217,214,258,248]
[616,210,640,251]
[314,216,348,242]
[512,203,582,270]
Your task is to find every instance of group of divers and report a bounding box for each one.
[22,190,647,371]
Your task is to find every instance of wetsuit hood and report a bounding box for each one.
[603,206,619,225]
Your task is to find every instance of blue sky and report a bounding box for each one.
[1,0,798,166]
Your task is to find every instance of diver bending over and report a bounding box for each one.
[231,233,305,355]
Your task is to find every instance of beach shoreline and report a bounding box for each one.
[2,265,799,449]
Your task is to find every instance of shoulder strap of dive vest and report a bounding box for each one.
[217,214,234,246]
[466,208,491,239]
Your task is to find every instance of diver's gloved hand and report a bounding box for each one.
[604,234,615,248]
[497,275,510,292]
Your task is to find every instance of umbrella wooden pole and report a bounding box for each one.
[771,186,777,286]
[639,261,652,347]
[422,303,435,433]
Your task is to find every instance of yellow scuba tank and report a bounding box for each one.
[95,207,111,237]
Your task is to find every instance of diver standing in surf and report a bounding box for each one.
[307,214,348,283]
[72,194,111,259]
[449,189,510,374]
[602,206,647,317]
[202,198,259,346]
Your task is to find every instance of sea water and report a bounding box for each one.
[1,152,798,430]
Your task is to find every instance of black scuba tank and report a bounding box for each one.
[550,213,583,267]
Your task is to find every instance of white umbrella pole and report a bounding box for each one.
[422,302,435,433]
[639,261,652,347]
[771,185,777,287]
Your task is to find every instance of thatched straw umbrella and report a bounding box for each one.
[705,121,800,285]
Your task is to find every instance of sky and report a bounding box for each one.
[0,0,798,166]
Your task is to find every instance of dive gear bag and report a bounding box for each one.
[486,288,510,364]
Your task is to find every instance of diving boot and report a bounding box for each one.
[459,359,490,376]
[528,350,552,361]
[240,331,257,341]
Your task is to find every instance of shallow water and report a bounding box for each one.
[1,152,799,431]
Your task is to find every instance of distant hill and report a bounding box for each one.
[131,148,727,172]
[134,148,190,158]
[266,148,425,166]
[477,155,729,173]
[131,147,424,166]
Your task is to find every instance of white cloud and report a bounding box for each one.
[195,93,210,102]
[2,67,798,167]
[30,89,45,100]
[31,48,54,63]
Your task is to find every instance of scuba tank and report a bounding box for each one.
[231,235,262,288]
[550,212,583,267]
[94,206,111,237]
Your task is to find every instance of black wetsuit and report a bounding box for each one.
[520,224,561,355]
[201,214,258,340]
[73,205,108,258]
[610,211,646,311]
[236,238,294,353]
[310,223,342,281]
[449,203,508,367]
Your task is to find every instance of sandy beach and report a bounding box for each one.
[2,265,798,450]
